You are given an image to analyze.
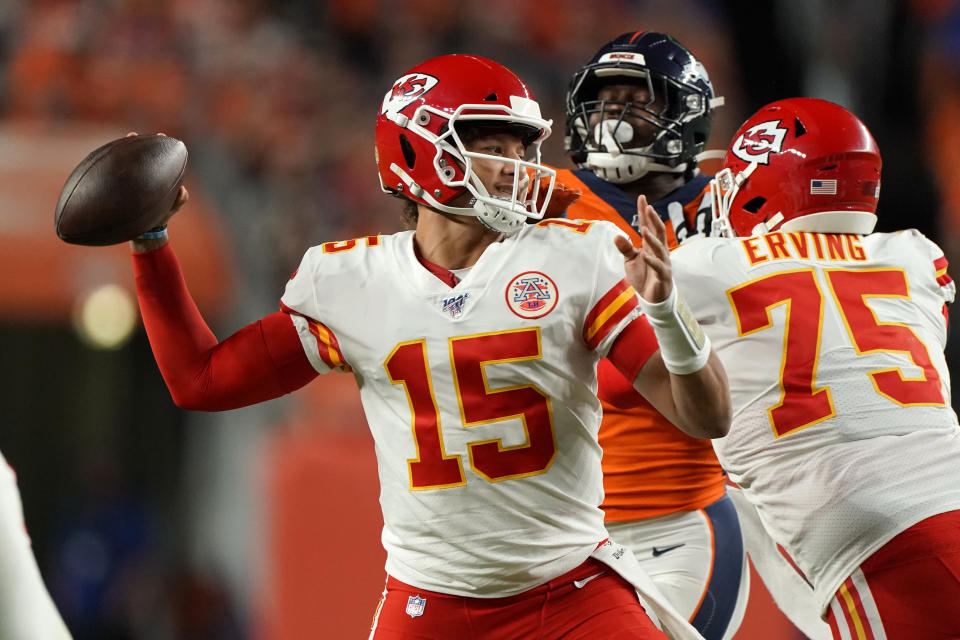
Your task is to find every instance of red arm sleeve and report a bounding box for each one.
[605,314,658,384]
[132,243,318,411]
[597,358,656,410]
[598,315,659,410]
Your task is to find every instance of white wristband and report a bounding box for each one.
[640,284,711,375]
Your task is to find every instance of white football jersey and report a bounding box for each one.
[280,219,653,597]
[672,229,960,612]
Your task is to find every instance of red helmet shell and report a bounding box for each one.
[375,54,547,208]
[720,98,881,237]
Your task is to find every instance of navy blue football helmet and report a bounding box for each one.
[565,31,722,183]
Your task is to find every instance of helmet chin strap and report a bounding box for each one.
[709,161,758,238]
[459,155,538,235]
[469,194,529,235]
[694,149,725,163]
[586,154,686,183]
[750,212,785,236]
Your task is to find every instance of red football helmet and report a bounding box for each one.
[710,98,881,238]
[375,54,556,235]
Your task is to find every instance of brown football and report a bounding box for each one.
[55,134,188,246]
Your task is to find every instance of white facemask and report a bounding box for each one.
[386,101,557,235]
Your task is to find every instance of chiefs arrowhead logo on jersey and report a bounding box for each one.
[730,120,788,165]
[381,73,439,116]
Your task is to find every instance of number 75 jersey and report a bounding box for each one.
[279,220,656,597]
[671,228,960,611]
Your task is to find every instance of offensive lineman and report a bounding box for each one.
[673,97,960,639]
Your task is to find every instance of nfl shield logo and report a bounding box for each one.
[405,595,426,618]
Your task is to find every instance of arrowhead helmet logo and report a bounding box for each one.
[381,73,439,117]
[730,120,788,165]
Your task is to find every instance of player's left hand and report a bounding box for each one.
[615,195,673,303]
[125,131,190,224]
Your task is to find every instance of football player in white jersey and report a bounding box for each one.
[670,97,960,640]
[0,452,73,639]
[125,54,731,639]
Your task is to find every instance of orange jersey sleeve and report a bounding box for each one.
[597,359,724,520]
[555,168,713,249]
[554,167,725,520]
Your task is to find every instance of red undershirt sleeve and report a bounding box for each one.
[132,243,317,411]
[597,315,660,410]
[605,314,659,386]
[597,358,658,410]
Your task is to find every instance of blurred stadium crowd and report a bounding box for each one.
[1,0,959,638]
[0,0,748,282]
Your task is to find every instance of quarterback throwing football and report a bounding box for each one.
[128,54,730,639]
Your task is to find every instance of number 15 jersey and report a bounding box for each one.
[280,220,658,598]
[671,228,960,612]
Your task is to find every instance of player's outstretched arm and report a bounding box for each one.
[129,191,317,411]
[617,196,731,439]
